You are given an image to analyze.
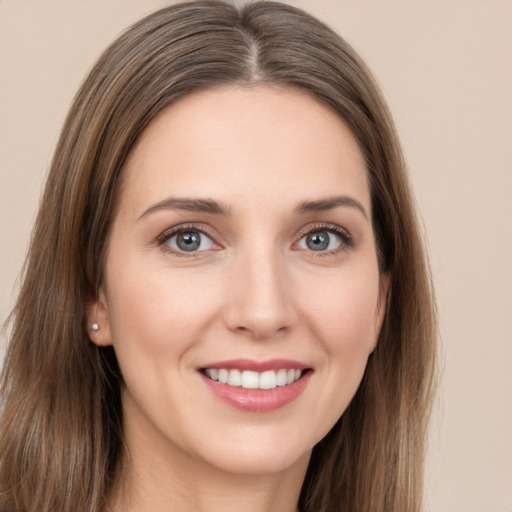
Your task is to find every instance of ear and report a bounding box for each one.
[85,287,113,347]
[371,273,390,352]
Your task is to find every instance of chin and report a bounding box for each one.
[182,421,319,477]
[202,441,311,477]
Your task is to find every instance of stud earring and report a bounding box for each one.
[90,323,99,333]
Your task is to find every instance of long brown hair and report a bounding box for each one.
[0,2,437,511]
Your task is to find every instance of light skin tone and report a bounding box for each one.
[88,85,388,512]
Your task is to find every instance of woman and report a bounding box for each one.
[0,1,437,511]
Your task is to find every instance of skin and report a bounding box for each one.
[88,86,388,512]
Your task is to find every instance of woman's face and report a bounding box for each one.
[90,86,388,477]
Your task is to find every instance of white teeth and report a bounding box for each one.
[204,368,304,389]
[241,370,259,389]
[259,370,277,390]
[227,369,242,387]
[218,369,229,384]
[276,368,287,387]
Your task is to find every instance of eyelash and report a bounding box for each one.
[156,224,218,257]
[155,222,354,257]
[295,223,355,255]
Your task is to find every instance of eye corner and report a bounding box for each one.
[156,223,222,257]
[294,223,355,255]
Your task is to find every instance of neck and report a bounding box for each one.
[107,413,309,512]
[109,448,308,512]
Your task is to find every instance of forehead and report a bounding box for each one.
[120,86,370,216]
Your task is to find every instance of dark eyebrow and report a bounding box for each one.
[138,197,231,220]
[294,195,368,219]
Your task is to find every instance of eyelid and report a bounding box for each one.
[156,223,222,256]
[154,221,354,257]
[294,222,355,253]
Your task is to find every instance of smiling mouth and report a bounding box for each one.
[201,368,308,390]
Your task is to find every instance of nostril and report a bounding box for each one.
[233,323,290,340]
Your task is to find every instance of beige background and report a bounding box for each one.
[1,1,511,510]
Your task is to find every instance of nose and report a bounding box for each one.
[223,248,297,340]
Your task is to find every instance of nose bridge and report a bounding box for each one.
[224,239,296,339]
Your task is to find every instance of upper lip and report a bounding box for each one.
[199,358,310,372]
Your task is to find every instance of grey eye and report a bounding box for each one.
[166,230,215,252]
[298,231,342,252]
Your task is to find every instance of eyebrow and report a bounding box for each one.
[138,197,231,219]
[294,195,368,219]
[138,194,368,220]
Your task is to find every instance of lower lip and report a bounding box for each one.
[201,372,311,412]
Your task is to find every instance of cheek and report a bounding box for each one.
[103,264,224,424]
[298,266,381,396]
[105,261,223,355]
[302,268,381,348]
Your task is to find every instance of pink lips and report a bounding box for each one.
[203,358,309,372]
[199,359,311,412]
